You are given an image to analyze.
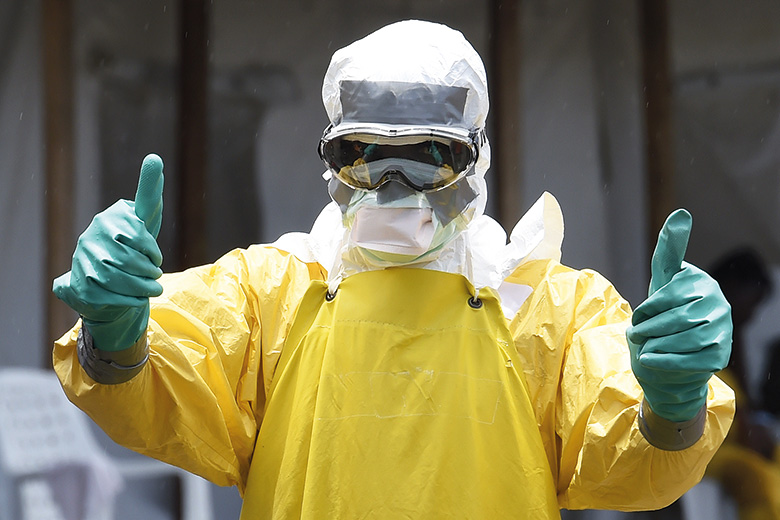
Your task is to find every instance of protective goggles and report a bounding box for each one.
[319,125,481,192]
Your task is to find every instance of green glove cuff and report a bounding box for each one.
[638,398,706,451]
[82,303,150,351]
[77,325,149,384]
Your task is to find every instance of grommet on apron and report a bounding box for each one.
[326,273,341,302]
[468,287,482,309]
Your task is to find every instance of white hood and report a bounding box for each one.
[274,21,564,308]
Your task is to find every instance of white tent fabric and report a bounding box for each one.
[0,0,45,368]
[675,81,780,267]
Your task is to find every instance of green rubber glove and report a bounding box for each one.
[627,209,732,422]
[53,154,165,351]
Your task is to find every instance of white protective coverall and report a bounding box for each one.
[54,20,735,519]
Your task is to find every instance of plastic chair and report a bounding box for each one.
[0,367,213,520]
[679,477,738,520]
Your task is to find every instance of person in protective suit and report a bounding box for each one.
[705,248,780,520]
[53,20,735,519]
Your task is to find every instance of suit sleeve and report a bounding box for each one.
[53,246,322,493]
[507,259,735,511]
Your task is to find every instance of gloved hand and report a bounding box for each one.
[53,154,165,351]
[627,209,732,422]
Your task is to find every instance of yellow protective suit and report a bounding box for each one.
[54,244,735,519]
[706,369,780,520]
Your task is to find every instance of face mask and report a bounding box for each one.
[338,183,466,268]
[350,205,435,258]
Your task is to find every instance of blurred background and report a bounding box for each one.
[1,0,780,518]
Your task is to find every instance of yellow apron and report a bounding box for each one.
[240,268,560,519]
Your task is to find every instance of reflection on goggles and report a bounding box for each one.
[320,132,478,192]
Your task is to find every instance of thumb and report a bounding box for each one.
[134,154,164,239]
[52,271,72,301]
[649,209,692,295]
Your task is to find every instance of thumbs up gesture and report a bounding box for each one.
[53,155,165,351]
[627,210,732,424]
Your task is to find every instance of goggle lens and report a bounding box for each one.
[320,133,477,192]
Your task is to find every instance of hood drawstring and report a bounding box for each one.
[464,232,483,308]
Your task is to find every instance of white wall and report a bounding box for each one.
[0,0,45,368]
[522,0,648,305]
